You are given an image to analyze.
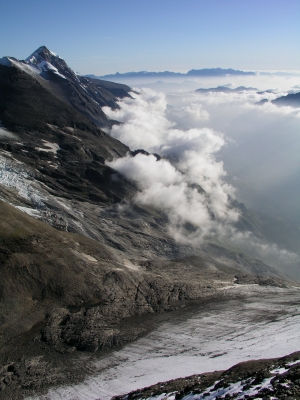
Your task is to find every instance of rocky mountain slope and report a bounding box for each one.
[0,46,299,398]
[1,200,292,399]
[0,46,131,128]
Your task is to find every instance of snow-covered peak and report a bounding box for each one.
[26,46,60,65]
[25,46,79,82]
[1,46,80,83]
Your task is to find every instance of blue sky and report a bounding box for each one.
[1,0,299,74]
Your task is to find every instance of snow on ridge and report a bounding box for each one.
[1,49,67,79]
[53,70,67,79]
[27,56,37,64]
[34,60,67,79]
[0,56,13,67]
[37,60,57,71]
[0,56,41,78]
[2,47,75,82]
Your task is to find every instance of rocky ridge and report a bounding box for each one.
[0,46,132,128]
[113,352,300,400]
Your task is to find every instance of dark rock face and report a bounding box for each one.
[0,63,136,206]
[85,76,133,100]
[1,46,132,128]
[0,64,99,132]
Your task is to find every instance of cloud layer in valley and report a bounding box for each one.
[103,84,300,268]
[104,89,239,244]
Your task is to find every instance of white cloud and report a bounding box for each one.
[105,89,239,244]
[104,85,300,267]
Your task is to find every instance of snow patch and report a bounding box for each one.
[16,206,42,218]
[0,127,18,139]
[143,376,275,400]
[123,259,141,271]
[37,60,66,79]
[46,161,58,169]
[35,140,59,154]
[80,84,88,92]
[0,156,46,208]
[71,249,98,263]
[6,57,41,78]
[287,358,300,367]
[270,366,289,374]
[146,394,176,400]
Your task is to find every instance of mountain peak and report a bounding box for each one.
[26,45,79,82]
[26,45,59,64]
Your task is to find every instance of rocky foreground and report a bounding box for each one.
[1,200,294,399]
[113,351,300,400]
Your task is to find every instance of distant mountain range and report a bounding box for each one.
[272,91,300,107]
[86,68,256,80]
[260,71,300,76]
[195,86,300,109]
[196,85,258,93]
[254,92,300,107]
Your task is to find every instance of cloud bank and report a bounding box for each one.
[103,87,299,267]
[104,89,239,243]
